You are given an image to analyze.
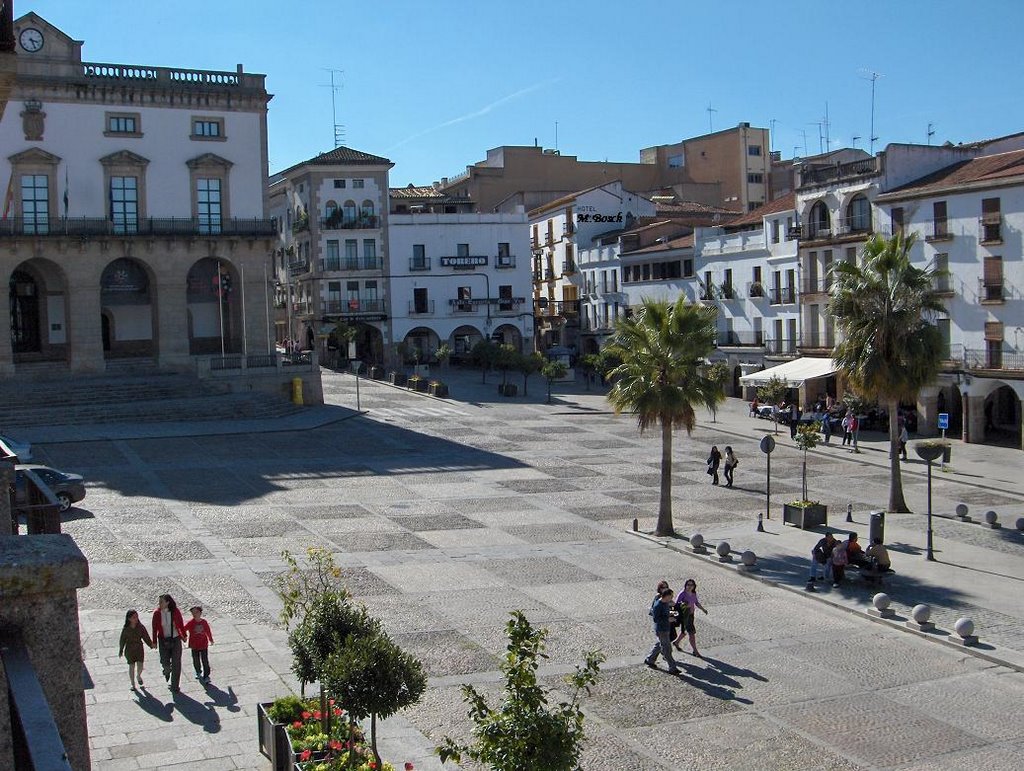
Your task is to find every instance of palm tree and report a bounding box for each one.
[828,232,946,513]
[605,297,722,536]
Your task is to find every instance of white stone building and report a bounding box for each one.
[530,181,655,351]
[268,147,392,362]
[387,209,533,360]
[1,12,275,375]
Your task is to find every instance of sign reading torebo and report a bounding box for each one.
[440,256,488,267]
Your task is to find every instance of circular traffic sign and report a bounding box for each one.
[760,435,776,454]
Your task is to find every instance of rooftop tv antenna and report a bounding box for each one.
[769,118,777,154]
[927,122,936,145]
[852,134,861,149]
[706,102,717,133]
[320,68,345,148]
[859,69,883,154]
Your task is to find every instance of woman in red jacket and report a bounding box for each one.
[151,594,188,693]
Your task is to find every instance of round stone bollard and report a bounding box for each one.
[716,541,732,562]
[955,503,970,521]
[690,533,706,554]
[738,550,757,572]
[1016,517,1024,532]
[949,616,978,646]
[983,510,1001,529]
[868,592,895,618]
[908,603,935,632]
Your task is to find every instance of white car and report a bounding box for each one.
[0,433,32,461]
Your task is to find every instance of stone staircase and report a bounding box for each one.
[0,372,304,429]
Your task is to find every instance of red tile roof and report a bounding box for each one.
[878,149,1024,200]
[622,232,694,255]
[528,182,621,217]
[725,192,796,227]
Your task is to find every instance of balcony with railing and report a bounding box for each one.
[799,331,836,351]
[289,257,311,275]
[798,157,882,188]
[979,214,1002,244]
[764,338,798,355]
[933,273,955,297]
[718,330,765,348]
[408,300,436,315]
[535,299,580,318]
[834,215,873,237]
[769,286,796,305]
[496,255,517,269]
[0,216,277,238]
[981,279,1004,303]
[925,218,952,242]
[318,257,383,273]
[319,214,381,231]
[409,257,432,271]
[801,277,833,296]
[323,297,386,315]
[963,347,1024,371]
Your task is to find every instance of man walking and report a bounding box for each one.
[644,588,681,674]
[789,402,800,439]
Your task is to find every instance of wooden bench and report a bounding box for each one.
[846,559,895,587]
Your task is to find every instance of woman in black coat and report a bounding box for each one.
[707,445,722,486]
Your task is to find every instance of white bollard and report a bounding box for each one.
[948,616,978,646]
[906,603,935,632]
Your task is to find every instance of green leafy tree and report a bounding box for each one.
[495,344,518,386]
[579,353,604,391]
[603,297,721,537]
[435,342,452,370]
[541,360,568,404]
[321,633,427,769]
[793,421,821,503]
[471,339,500,383]
[437,611,603,771]
[516,351,545,396]
[705,361,731,422]
[756,375,789,435]
[829,232,945,512]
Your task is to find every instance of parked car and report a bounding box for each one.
[12,464,86,513]
[0,433,32,461]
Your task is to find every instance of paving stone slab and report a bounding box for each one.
[391,630,497,677]
[482,556,602,586]
[502,522,615,544]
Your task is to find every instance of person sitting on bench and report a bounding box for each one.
[845,533,869,568]
[865,538,891,571]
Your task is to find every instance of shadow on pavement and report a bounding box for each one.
[700,655,769,682]
[203,681,241,713]
[172,688,221,733]
[134,687,173,722]
[675,670,753,704]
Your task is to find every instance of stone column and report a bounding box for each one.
[0,535,91,770]
[964,393,986,444]
[0,286,14,377]
[916,386,941,438]
[155,275,192,371]
[65,283,105,374]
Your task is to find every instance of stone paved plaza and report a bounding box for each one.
[41,369,1024,769]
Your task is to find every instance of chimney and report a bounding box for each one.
[441,177,449,186]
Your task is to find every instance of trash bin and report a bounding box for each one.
[942,446,952,463]
[291,377,304,406]
[869,510,885,545]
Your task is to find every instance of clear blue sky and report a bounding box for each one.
[25,0,1024,186]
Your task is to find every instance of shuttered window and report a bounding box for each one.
[984,321,1004,341]
[983,256,1003,285]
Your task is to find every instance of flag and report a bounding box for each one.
[63,164,69,217]
[1,171,13,221]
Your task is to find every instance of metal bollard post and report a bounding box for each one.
[846,503,853,523]
[756,512,765,532]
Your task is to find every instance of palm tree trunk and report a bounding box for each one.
[655,420,675,536]
[887,397,910,513]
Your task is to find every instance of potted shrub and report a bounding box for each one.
[407,375,428,392]
[749,281,764,298]
[258,695,306,771]
[428,380,448,398]
[917,438,951,464]
[783,422,828,529]
[388,370,407,387]
[434,342,452,372]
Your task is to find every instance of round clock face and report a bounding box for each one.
[19,28,44,53]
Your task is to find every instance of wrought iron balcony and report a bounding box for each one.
[323,298,386,314]
[408,300,435,315]
[0,216,278,238]
[964,347,1024,371]
[764,338,797,355]
[718,331,765,347]
[496,255,516,269]
[409,257,432,271]
[925,219,952,241]
[319,214,381,231]
[769,286,796,305]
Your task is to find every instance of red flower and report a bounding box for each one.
[301,711,312,720]
[328,698,335,706]
[405,764,416,771]
[333,707,343,717]
[369,762,377,770]
[299,750,311,761]
[329,739,343,751]
[292,721,302,729]
[313,710,322,720]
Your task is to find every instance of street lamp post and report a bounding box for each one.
[914,442,944,561]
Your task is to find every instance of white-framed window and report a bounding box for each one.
[21,174,49,234]
[352,179,365,189]
[333,179,346,189]
[105,112,141,136]
[110,176,139,233]
[196,178,222,234]
[748,145,762,156]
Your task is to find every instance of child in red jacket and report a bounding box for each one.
[184,606,214,683]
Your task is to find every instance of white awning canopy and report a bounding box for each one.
[739,357,838,387]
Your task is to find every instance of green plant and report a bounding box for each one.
[541,360,568,404]
[793,421,821,504]
[494,344,518,386]
[829,231,945,512]
[470,339,500,383]
[578,353,603,391]
[603,297,721,537]
[756,375,789,435]
[516,350,545,396]
[705,361,730,422]
[434,343,452,366]
[437,611,604,771]
[267,694,308,724]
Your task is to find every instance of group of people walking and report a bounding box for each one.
[645,579,709,674]
[707,446,738,487]
[118,594,215,692]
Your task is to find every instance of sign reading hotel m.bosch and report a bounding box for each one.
[440,255,488,267]
[576,213,624,223]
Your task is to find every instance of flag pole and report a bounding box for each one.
[217,260,225,358]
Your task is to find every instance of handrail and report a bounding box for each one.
[0,629,73,770]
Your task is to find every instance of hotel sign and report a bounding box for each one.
[440,255,488,268]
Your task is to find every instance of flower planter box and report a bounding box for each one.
[429,383,449,398]
[409,378,429,393]
[498,383,518,397]
[783,503,828,530]
[388,371,407,386]
[257,702,293,771]
[369,366,384,380]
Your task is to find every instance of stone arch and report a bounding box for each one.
[325,199,338,217]
[808,200,831,237]
[982,382,1023,448]
[100,256,158,360]
[9,257,69,365]
[185,257,241,355]
[360,199,375,219]
[583,338,600,355]
[491,324,523,351]
[404,326,440,362]
[352,322,383,364]
[343,199,357,224]
[845,194,872,233]
[450,324,483,357]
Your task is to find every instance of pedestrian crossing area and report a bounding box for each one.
[365,405,470,422]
